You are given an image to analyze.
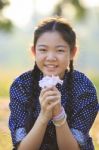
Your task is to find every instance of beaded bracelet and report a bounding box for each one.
[53,107,64,121]
[52,113,67,127]
[52,107,67,127]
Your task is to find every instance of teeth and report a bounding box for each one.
[46,65,56,68]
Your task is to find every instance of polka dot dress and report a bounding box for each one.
[9,70,99,150]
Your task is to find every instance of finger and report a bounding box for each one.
[43,90,57,98]
[40,87,54,96]
[51,86,59,91]
[40,97,54,111]
[51,86,61,95]
[40,96,56,107]
[47,100,60,111]
[40,90,58,102]
[46,95,61,102]
[40,94,60,108]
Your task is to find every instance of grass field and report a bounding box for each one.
[0,98,99,150]
[0,99,13,150]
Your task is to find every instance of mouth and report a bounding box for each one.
[44,64,58,70]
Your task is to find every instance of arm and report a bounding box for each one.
[18,113,48,150]
[51,87,80,150]
[52,105,80,150]
[9,78,60,150]
[14,86,59,150]
[52,85,98,150]
[9,79,49,150]
[55,120,80,150]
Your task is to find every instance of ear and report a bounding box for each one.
[70,47,77,60]
[31,46,36,56]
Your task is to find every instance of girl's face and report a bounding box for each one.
[33,31,76,79]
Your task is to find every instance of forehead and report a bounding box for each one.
[36,31,68,46]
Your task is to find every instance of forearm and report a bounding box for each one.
[18,114,48,150]
[56,121,80,150]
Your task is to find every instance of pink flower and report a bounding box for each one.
[39,75,63,88]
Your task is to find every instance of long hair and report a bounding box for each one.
[26,16,76,133]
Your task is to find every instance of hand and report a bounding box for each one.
[51,87,62,117]
[39,87,60,123]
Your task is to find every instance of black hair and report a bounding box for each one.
[26,16,76,133]
[34,17,76,51]
[25,63,41,133]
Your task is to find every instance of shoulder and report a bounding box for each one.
[73,70,91,82]
[11,70,33,87]
[10,70,33,102]
[15,70,33,83]
[72,70,97,96]
[70,70,98,114]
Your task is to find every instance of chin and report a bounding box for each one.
[44,72,59,77]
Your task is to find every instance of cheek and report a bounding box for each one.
[61,55,70,65]
[35,55,44,68]
[35,53,43,62]
[62,61,69,69]
[60,58,70,70]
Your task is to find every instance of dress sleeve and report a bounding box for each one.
[9,78,28,147]
[69,76,99,150]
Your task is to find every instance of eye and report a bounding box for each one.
[57,49,65,52]
[38,48,47,52]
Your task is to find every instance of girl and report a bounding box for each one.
[9,17,98,150]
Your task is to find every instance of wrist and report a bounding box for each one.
[52,113,66,127]
[38,113,49,125]
[53,106,64,120]
[52,105,61,117]
[52,106,67,127]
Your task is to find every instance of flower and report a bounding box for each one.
[39,75,63,88]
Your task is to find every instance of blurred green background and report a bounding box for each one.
[0,0,99,149]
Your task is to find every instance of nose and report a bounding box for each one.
[46,52,56,61]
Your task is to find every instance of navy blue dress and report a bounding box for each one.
[9,70,99,150]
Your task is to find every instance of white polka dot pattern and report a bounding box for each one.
[15,127,26,142]
[71,128,89,145]
[9,70,99,150]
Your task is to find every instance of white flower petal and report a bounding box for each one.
[39,75,63,88]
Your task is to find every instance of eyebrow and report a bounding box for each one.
[56,45,68,48]
[37,45,68,48]
[37,45,48,48]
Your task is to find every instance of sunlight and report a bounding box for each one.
[3,0,59,28]
[4,0,34,27]
[81,0,99,7]
[3,0,99,28]
[35,0,58,15]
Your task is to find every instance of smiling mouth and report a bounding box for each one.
[44,65,58,70]
[45,64,57,68]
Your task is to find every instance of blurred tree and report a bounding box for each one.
[0,0,13,31]
[53,0,87,20]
